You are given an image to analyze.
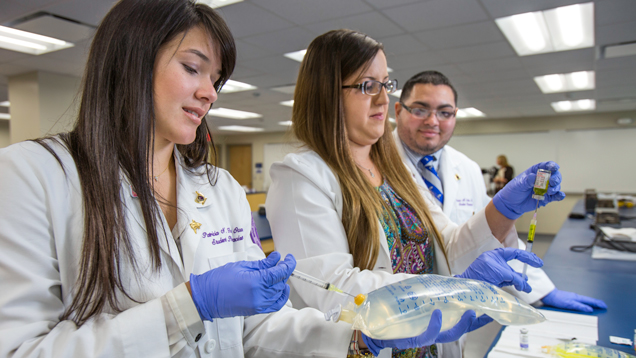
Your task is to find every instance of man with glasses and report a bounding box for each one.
[393,70,606,313]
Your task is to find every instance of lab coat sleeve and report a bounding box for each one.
[0,143,177,358]
[418,187,518,275]
[266,156,413,313]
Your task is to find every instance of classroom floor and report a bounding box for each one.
[463,233,554,358]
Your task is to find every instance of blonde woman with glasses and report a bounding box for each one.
[266,29,565,358]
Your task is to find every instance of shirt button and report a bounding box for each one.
[204,339,217,353]
[195,333,202,342]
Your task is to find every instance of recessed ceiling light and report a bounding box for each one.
[221,80,257,93]
[196,0,243,8]
[534,71,595,93]
[617,118,633,125]
[0,113,10,120]
[278,121,293,126]
[0,25,74,55]
[217,125,264,132]
[551,99,595,112]
[387,67,393,73]
[495,2,594,56]
[457,108,486,118]
[207,108,262,119]
[388,117,396,123]
[280,100,294,107]
[0,101,9,107]
[284,49,307,63]
[390,89,402,98]
[271,85,296,94]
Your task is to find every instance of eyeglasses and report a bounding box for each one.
[400,102,457,121]
[342,79,398,95]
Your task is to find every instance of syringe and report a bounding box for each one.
[290,270,356,298]
[522,169,551,276]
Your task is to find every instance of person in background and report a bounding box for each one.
[0,2,474,357]
[267,29,560,358]
[494,155,514,193]
[393,70,607,313]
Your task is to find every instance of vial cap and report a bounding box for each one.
[354,294,367,306]
[532,194,545,201]
[520,328,528,334]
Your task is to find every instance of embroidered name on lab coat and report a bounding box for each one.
[456,198,473,207]
[201,226,245,244]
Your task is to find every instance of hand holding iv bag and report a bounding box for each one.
[325,275,546,340]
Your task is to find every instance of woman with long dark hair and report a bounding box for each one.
[267,29,564,357]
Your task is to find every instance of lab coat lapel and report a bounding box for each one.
[175,156,214,277]
[439,148,458,218]
[121,174,185,274]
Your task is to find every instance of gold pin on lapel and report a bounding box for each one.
[455,174,461,181]
[195,191,207,205]
[190,219,201,234]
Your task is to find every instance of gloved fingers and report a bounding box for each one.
[413,309,443,346]
[261,254,296,286]
[361,334,382,357]
[564,300,594,313]
[523,172,537,188]
[436,310,475,343]
[548,169,562,187]
[506,270,532,293]
[500,248,543,268]
[255,251,281,270]
[536,161,560,174]
[574,293,608,309]
[258,284,290,314]
[469,314,494,332]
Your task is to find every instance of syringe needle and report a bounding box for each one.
[290,270,355,298]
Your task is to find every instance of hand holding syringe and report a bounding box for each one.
[522,169,551,276]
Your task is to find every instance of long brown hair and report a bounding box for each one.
[293,29,447,270]
[36,0,236,326]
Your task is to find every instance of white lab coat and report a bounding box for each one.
[0,139,352,358]
[266,150,519,358]
[392,129,555,303]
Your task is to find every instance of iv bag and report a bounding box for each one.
[544,342,636,358]
[325,275,545,340]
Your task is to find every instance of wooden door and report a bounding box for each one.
[228,144,252,188]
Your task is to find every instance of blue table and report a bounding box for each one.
[488,200,636,355]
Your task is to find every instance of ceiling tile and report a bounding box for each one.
[363,0,421,10]
[413,21,504,50]
[520,48,595,75]
[595,0,636,26]
[440,41,516,63]
[217,2,294,38]
[597,20,636,46]
[479,0,585,18]
[242,26,315,54]
[304,11,404,39]
[380,34,428,56]
[43,0,118,27]
[382,0,489,33]
[252,0,372,26]
[456,56,524,75]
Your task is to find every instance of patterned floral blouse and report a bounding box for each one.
[377,180,437,358]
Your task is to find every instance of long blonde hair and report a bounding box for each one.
[292,29,448,270]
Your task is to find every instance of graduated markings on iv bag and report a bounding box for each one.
[347,275,545,340]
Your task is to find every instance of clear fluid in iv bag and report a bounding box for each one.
[330,275,545,340]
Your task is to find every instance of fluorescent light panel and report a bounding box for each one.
[0,101,9,107]
[207,107,262,119]
[534,71,595,93]
[221,80,256,94]
[284,49,307,62]
[196,0,243,8]
[495,2,594,56]
[390,89,402,98]
[0,25,73,55]
[456,108,486,118]
[0,113,10,120]
[551,99,595,112]
[217,125,264,132]
[278,121,293,126]
[280,100,294,107]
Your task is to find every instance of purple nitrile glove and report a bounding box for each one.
[455,248,543,293]
[493,161,566,220]
[189,251,296,321]
[362,310,493,356]
[541,289,608,313]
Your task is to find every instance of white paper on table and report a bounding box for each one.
[487,310,598,358]
[592,245,636,261]
[599,227,636,242]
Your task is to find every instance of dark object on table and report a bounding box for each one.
[584,189,597,214]
[258,204,266,216]
[569,213,585,219]
[594,207,620,225]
